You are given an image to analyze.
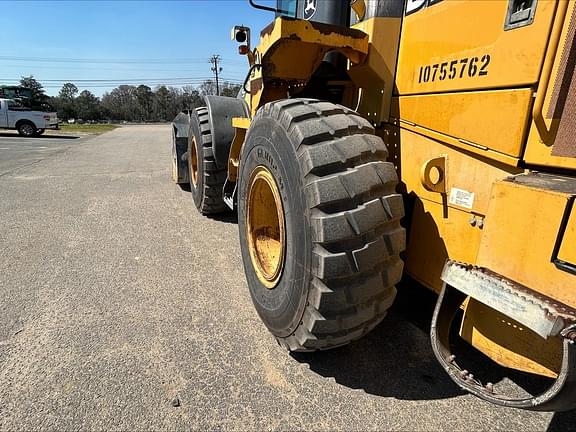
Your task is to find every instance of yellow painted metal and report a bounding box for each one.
[558,205,576,266]
[349,17,402,124]
[228,118,250,183]
[248,17,369,117]
[171,155,178,183]
[392,89,533,158]
[395,0,556,95]
[460,298,562,378]
[232,117,251,129]
[257,17,368,74]
[382,126,522,215]
[382,125,520,293]
[389,117,521,168]
[420,156,447,193]
[524,0,576,170]
[477,180,576,308]
[404,197,482,293]
[246,166,286,289]
[189,136,198,187]
[351,0,366,21]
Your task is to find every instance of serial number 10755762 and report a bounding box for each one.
[418,55,491,83]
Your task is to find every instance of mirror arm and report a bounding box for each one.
[248,0,291,15]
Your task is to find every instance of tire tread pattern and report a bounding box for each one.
[194,107,228,214]
[254,99,406,351]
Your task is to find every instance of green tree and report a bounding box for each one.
[135,85,153,121]
[154,85,172,121]
[220,82,242,98]
[56,83,79,119]
[198,80,217,97]
[102,85,137,121]
[19,76,51,110]
[181,85,203,112]
[59,82,78,100]
[76,90,101,121]
[19,76,47,101]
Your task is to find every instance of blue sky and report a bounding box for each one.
[0,1,275,96]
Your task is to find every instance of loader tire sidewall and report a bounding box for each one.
[188,113,205,209]
[239,117,311,338]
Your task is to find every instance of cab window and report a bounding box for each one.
[277,0,297,17]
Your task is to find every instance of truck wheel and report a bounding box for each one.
[171,125,189,185]
[238,99,406,351]
[188,107,228,214]
[17,121,37,137]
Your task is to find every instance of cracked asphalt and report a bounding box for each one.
[0,125,575,430]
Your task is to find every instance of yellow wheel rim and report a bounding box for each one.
[171,153,178,182]
[246,166,286,289]
[190,136,199,187]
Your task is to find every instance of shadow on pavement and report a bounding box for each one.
[547,411,576,431]
[293,278,559,403]
[292,311,464,400]
[175,184,237,223]
[209,211,238,224]
[292,280,464,401]
[0,133,80,140]
[41,134,81,140]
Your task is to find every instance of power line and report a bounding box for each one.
[0,55,246,65]
[0,77,233,83]
[0,64,244,74]
[210,55,222,96]
[1,78,242,84]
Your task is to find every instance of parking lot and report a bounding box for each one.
[0,132,82,177]
[0,125,574,430]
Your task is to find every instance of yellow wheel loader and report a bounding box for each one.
[171,0,576,411]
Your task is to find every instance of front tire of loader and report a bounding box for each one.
[238,99,406,351]
[188,107,228,214]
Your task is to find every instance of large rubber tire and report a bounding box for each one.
[188,107,228,214]
[238,99,406,351]
[171,125,189,185]
[17,121,37,137]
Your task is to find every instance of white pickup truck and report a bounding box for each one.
[0,98,59,137]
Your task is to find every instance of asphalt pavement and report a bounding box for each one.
[0,125,574,430]
[0,131,82,178]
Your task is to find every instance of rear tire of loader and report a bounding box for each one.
[238,99,406,351]
[171,125,189,186]
[188,107,228,214]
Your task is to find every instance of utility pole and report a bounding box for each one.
[210,55,222,96]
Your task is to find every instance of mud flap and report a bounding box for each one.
[431,275,576,411]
